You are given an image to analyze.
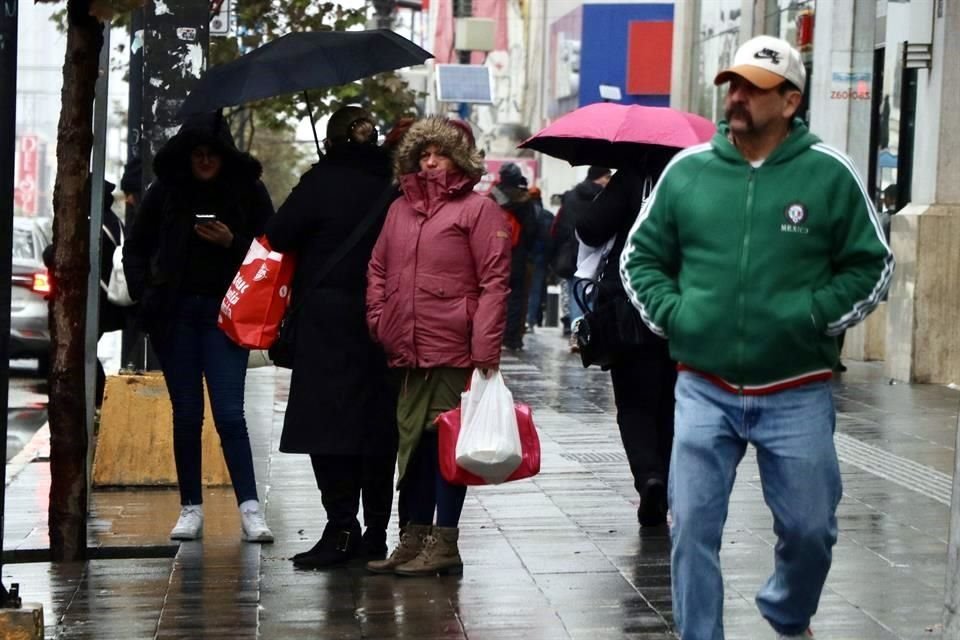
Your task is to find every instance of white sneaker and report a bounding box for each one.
[239,500,274,543]
[170,505,204,540]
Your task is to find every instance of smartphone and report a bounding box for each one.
[194,213,217,223]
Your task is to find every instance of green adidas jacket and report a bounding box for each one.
[619,120,894,390]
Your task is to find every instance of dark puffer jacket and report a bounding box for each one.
[123,113,274,337]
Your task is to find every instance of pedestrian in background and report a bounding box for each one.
[525,186,554,331]
[42,180,127,407]
[621,36,893,639]
[578,159,675,527]
[555,166,610,351]
[123,113,275,543]
[490,162,536,352]
[265,106,399,569]
[366,116,511,576]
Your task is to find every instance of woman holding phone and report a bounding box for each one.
[123,112,275,543]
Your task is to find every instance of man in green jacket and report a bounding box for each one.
[620,35,893,640]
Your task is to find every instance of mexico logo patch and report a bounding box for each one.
[784,203,808,225]
[780,202,810,235]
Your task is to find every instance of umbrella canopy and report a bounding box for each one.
[179,29,433,115]
[519,103,716,168]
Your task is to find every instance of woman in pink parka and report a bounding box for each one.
[366,116,511,576]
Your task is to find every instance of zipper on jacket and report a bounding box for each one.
[736,169,757,393]
[411,216,425,365]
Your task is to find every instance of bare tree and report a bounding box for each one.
[46,0,103,562]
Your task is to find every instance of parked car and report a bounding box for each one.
[10,217,52,374]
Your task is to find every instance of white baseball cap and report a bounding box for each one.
[714,35,806,92]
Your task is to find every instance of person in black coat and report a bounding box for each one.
[576,154,677,527]
[123,112,275,543]
[264,106,399,569]
[490,162,537,351]
[525,187,554,330]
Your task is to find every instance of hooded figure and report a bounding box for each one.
[264,105,399,569]
[122,112,275,544]
[365,116,511,577]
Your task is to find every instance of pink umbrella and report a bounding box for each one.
[519,103,716,167]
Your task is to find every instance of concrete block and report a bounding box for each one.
[0,603,43,640]
[92,373,231,487]
[886,204,960,383]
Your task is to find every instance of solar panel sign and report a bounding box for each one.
[435,64,494,104]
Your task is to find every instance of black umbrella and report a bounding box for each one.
[180,29,432,115]
[179,30,432,154]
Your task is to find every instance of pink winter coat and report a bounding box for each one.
[366,169,512,369]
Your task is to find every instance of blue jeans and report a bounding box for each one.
[670,372,841,639]
[154,295,258,506]
[405,431,467,528]
[568,277,591,325]
[526,255,547,327]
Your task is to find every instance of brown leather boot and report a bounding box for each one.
[394,526,463,576]
[365,524,430,574]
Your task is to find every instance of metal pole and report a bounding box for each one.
[302,90,321,159]
[85,22,110,501]
[371,0,397,30]
[943,405,960,636]
[120,6,143,369]
[0,0,23,609]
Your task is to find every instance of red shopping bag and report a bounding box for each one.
[218,236,295,349]
[436,402,540,486]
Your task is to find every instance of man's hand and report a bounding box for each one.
[194,220,234,248]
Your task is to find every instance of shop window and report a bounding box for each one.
[869,0,916,219]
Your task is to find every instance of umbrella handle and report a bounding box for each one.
[303,90,321,160]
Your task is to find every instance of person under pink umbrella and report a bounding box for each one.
[519,103,715,168]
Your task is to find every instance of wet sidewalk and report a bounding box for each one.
[3,327,959,639]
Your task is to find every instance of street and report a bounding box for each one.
[6,360,47,463]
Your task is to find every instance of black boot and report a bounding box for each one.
[637,478,668,527]
[361,528,387,560]
[292,523,361,569]
[291,537,325,562]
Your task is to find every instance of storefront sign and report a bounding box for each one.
[13,135,39,215]
[830,71,872,101]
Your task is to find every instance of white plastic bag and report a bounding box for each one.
[106,244,135,307]
[455,370,522,483]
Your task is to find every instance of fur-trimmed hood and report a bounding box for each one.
[393,116,485,179]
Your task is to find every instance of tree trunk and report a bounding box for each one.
[48,0,102,562]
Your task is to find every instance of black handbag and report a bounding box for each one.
[572,272,650,370]
[269,184,396,368]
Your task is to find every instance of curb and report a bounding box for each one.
[5,422,50,488]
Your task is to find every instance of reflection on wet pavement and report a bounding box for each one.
[3,327,958,638]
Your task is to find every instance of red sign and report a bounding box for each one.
[626,21,673,95]
[797,11,815,52]
[475,157,539,195]
[13,135,39,215]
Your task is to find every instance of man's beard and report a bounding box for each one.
[725,104,754,131]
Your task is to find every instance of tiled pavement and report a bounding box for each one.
[3,327,959,639]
